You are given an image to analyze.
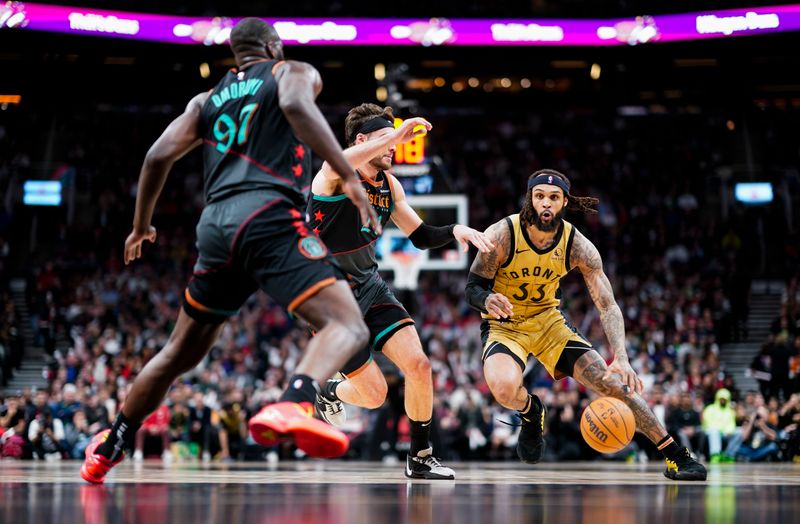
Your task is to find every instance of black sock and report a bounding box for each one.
[657,435,682,460]
[409,418,432,456]
[322,379,341,401]
[96,411,141,461]
[279,374,320,405]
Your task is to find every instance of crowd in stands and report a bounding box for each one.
[1,101,799,462]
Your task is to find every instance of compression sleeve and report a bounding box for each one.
[408,223,456,250]
[465,272,494,313]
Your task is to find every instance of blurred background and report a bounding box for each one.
[0,1,798,465]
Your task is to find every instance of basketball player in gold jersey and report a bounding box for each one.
[465,169,707,481]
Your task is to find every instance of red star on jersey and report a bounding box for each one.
[293,145,305,160]
[313,227,321,235]
[288,209,302,219]
[292,164,303,177]
[313,210,325,222]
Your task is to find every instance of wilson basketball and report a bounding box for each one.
[580,397,636,454]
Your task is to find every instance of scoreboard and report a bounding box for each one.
[393,118,425,165]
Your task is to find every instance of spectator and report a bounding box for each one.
[1,397,29,459]
[27,407,65,460]
[702,388,737,463]
[771,333,799,402]
[63,410,92,459]
[189,391,218,461]
[51,383,82,423]
[456,394,491,459]
[778,393,800,462]
[83,394,110,434]
[218,396,248,461]
[749,342,774,401]
[666,392,704,457]
[134,404,172,461]
[733,406,781,462]
[546,402,584,461]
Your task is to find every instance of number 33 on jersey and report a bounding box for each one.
[482,214,576,321]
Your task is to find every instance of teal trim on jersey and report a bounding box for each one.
[209,305,240,316]
[372,319,414,347]
[313,194,348,202]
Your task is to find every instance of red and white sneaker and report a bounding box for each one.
[248,401,349,459]
[80,429,124,484]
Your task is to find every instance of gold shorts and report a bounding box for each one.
[481,307,591,380]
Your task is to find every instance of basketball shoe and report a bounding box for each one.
[315,379,347,427]
[664,447,707,481]
[405,447,455,480]
[249,401,349,458]
[80,429,124,484]
[517,394,546,464]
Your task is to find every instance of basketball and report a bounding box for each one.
[580,397,636,454]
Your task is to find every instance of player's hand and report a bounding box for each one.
[393,117,432,144]
[342,178,381,235]
[453,225,494,253]
[603,356,643,396]
[485,293,513,320]
[124,226,157,264]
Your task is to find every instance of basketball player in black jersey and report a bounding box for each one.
[81,18,380,484]
[309,103,493,479]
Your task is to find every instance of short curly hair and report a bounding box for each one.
[344,103,395,145]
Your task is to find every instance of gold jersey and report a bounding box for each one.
[482,214,575,321]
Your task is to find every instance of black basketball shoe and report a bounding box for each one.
[664,447,707,481]
[517,395,546,464]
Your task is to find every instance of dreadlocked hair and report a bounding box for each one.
[520,169,599,226]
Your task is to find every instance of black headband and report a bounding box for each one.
[527,173,570,195]
[349,116,394,143]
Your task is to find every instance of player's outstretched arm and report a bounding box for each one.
[126,92,207,265]
[465,220,513,319]
[387,175,493,253]
[571,229,643,394]
[313,117,431,195]
[275,60,379,232]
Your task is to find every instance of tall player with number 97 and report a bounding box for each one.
[81,18,379,484]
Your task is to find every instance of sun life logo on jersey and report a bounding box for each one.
[298,236,327,260]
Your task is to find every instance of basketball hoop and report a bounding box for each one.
[386,250,427,291]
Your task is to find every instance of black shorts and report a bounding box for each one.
[340,272,414,377]
[184,190,343,323]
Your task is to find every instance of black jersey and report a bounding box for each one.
[199,60,311,205]
[308,171,394,285]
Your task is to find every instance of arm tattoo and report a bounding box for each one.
[469,219,510,279]
[574,355,667,443]
[571,231,627,358]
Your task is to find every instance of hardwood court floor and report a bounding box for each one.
[1,461,799,523]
